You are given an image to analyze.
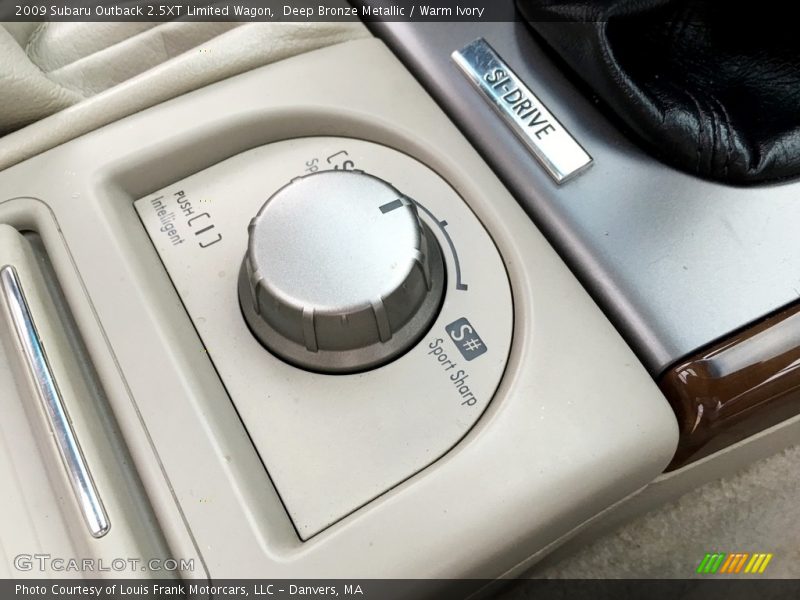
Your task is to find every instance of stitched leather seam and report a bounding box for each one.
[674,84,705,174]
[709,94,733,179]
[702,93,718,177]
[24,22,47,55]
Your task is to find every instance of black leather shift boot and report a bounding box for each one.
[517,0,800,185]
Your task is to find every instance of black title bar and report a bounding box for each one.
[1,1,518,22]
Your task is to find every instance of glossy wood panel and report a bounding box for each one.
[661,304,800,470]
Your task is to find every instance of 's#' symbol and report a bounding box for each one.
[445,317,487,361]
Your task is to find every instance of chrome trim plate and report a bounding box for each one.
[0,265,110,538]
[452,38,592,184]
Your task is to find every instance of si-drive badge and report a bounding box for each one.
[452,38,592,184]
[446,318,487,361]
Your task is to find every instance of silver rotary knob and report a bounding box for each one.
[238,170,446,373]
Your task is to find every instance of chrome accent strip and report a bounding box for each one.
[452,38,592,184]
[0,265,109,538]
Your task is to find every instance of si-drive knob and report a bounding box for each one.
[239,170,445,373]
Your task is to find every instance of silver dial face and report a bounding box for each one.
[239,170,446,373]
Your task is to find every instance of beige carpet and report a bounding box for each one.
[505,443,800,584]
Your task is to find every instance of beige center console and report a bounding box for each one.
[0,38,677,584]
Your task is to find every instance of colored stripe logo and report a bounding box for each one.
[696,552,773,574]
